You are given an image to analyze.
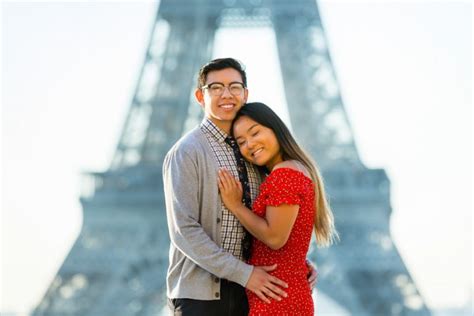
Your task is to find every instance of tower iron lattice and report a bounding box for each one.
[33,1,431,315]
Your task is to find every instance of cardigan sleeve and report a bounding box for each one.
[163,143,253,286]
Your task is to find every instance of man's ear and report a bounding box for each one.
[243,88,249,103]
[195,88,205,108]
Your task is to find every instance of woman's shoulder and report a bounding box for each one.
[272,160,311,179]
[260,161,314,204]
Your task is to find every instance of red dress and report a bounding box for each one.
[247,168,315,316]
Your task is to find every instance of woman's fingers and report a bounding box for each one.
[221,172,232,190]
[217,173,225,190]
[221,169,233,184]
[218,177,227,193]
[218,170,228,187]
[237,180,243,192]
[219,169,240,189]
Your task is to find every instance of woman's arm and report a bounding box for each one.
[218,169,299,250]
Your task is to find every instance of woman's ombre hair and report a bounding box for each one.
[234,102,338,247]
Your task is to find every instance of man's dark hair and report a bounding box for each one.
[197,58,247,89]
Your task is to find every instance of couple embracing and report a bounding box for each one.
[163,58,337,316]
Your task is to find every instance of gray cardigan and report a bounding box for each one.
[163,126,254,300]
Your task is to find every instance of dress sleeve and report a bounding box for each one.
[264,168,304,207]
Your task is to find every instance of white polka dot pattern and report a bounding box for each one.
[247,168,316,316]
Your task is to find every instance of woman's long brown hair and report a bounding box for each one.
[234,102,338,246]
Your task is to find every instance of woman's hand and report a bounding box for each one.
[218,169,243,212]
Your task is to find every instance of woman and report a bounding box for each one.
[218,102,337,315]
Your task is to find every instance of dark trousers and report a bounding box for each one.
[167,280,249,316]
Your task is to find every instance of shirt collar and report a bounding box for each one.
[200,118,229,144]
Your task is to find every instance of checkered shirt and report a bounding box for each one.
[200,119,260,260]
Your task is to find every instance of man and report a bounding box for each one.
[163,58,315,315]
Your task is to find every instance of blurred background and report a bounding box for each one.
[1,0,472,315]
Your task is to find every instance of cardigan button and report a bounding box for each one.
[215,292,220,298]
[214,277,219,283]
[216,218,221,223]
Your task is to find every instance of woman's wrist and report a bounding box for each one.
[230,204,246,215]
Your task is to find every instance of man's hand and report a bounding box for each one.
[245,264,288,304]
[306,260,318,290]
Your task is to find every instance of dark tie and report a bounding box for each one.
[224,136,252,261]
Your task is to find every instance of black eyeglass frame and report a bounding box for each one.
[201,82,246,96]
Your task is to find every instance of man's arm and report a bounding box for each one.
[163,146,288,301]
[306,259,318,290]
[163,147,252,285]
[218,165,318,292]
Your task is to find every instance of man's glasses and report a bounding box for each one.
[202,82,245,96]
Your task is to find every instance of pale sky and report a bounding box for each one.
[1,0,472,314]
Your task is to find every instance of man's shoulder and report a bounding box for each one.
[167,126,207,156]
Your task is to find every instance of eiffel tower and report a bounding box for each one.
[33,1,431,315]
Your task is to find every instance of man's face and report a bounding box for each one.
[195,68,248,130]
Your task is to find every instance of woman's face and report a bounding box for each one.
[233,116,283,170]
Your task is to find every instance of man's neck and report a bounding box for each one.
[209,117,232,135]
